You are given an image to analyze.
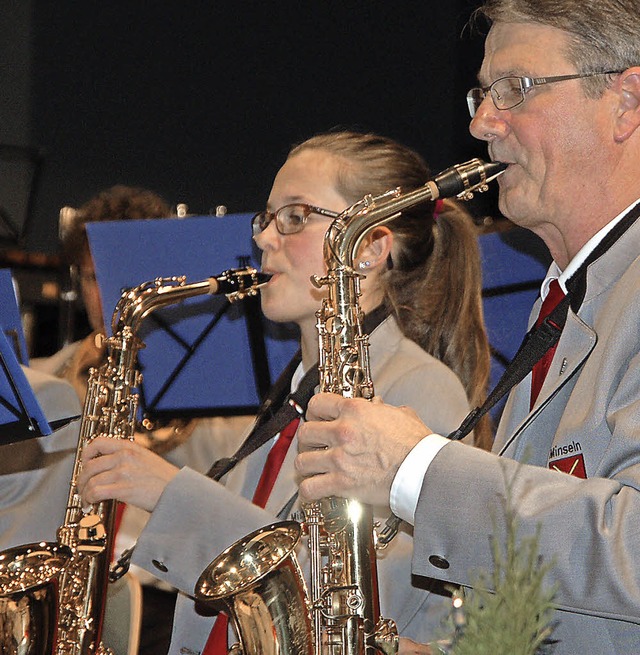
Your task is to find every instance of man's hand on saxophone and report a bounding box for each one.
[296,393,433,508]
[78,436,180,512]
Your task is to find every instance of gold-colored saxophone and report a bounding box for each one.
[0,267,270,655]
[195,158,506,655]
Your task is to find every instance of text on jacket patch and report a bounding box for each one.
[548,440,587,478]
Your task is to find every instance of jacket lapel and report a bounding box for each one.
[534,314,595,404]
[494,211,640,455]
[497,311,596,456]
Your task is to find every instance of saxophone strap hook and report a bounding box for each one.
[376,514,401,548]
[109,545,135,582]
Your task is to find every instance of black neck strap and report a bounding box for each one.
[449,204,640,442]
[206,355,314,480]
[448,294,570,441]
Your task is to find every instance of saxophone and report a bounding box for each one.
[0,267,269,655]
[195,158,506,655]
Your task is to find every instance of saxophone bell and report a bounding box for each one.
[0,542,72,655]
[196,522,314,655]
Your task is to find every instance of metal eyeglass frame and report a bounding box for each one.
[466,71,622,117]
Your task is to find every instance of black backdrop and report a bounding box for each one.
[21,0,495,253]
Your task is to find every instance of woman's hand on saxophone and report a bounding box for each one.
[296,393,432,506]
[77,436,180,512]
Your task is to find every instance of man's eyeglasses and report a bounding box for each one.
[252,203,340,236]
[466,71,622,117]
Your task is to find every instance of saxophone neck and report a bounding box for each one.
[111,266,270,334]
[324,189,404,271]
[324,158,507,269]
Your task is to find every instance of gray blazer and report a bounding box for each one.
[0,367,80,549]
[412,217,640,654]
[133,316,471,654]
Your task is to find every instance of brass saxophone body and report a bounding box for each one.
[195,159,506,655]
[0,268,269,655]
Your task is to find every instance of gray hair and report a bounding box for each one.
[475,0,640,96]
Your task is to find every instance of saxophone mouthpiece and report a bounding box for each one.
[211,267,272,301]
[433,158,507,200]
[256,272,273,285]
[484,160,508,182]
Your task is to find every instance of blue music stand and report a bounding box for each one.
[0,269,53,441]
[87,215,298,420]
[0,268,29,365]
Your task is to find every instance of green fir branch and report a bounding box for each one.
[434,460,557,655]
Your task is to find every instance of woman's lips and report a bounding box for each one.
[263,271,280,284]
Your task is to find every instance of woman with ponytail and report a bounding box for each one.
[291,132,491,448]
[78,130,491,653]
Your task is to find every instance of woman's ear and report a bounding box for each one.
[613,67,640,143]
[356,226,393,270]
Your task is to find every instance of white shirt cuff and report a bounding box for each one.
[390,434,450,525]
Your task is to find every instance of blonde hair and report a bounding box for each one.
[290,131,493,449]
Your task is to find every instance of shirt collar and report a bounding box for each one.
[541,198,640,299]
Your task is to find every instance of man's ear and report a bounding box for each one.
[614,67,640,142]
[355,226,393,270]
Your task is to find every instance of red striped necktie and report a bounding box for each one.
[530,279,565,409]
[202,416,301,655]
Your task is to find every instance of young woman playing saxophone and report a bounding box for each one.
[77,130,491,654]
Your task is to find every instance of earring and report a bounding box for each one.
[358,260,371,270]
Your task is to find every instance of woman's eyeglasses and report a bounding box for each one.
[252,203,340,236]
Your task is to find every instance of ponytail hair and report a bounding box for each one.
[383,198,492,449]
[290,131,492,449]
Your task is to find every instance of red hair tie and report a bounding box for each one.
[434,199,446,219]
